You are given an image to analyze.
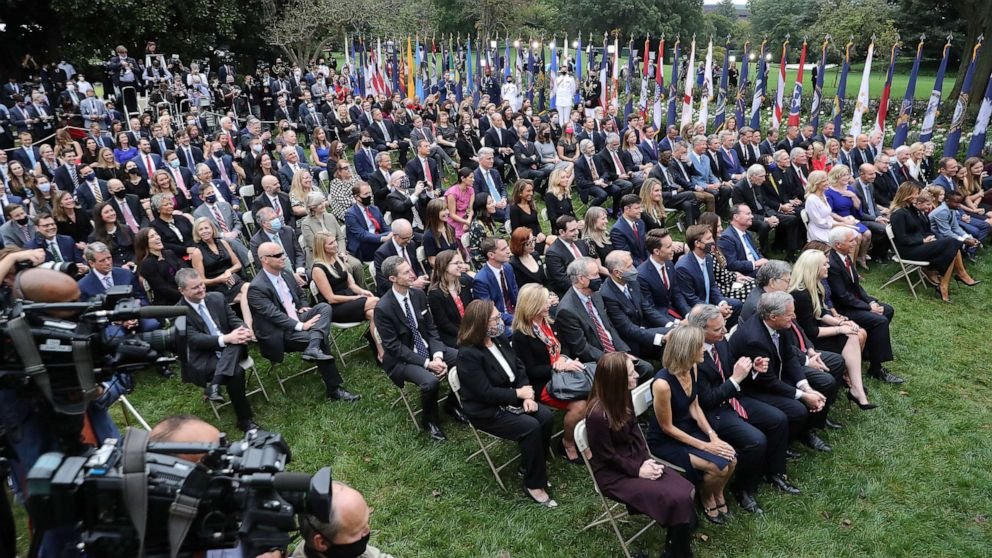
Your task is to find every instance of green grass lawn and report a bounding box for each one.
[11,222,991,557]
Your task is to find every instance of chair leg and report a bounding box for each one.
[118,395,151,431]
[330,332,346,367]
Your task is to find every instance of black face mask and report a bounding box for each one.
[359,196,372,206]
[113,190,127,199]
[15,216,29,226]
[323,533,370,558]
[587,277,603,292]
[127,168,140,175]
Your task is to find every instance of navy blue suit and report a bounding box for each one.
[638,139,660,163]
[131,152,163,180]
[600,278,669,359]
[717,227,762,276]
[636,258,680,322]
[932,174,954,194]
[472,263,518,327]
[344,203,390,261]
[609,217,647,266]
[354,146,378,181]
[473,166,508,221]
[28,234,84,266]
[673,252,741,326]
[205,155,236,184]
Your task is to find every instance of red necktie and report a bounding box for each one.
[660,264,669,289]
[569,241,582,259]
[145,155,154,177]
[611,151,623,173]
[212,206,229,232]
[790,322,807,352]
[365,207,381,232]
[585,298,615,352]
[498,269,515,313]
[712,347,748,419]
[422,159,432,186]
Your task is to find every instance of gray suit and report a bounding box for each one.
[249,227,305,273]
[194,199,251,269]
[409,126,454,168]
[0,220,36,248]
[298,212,366,288]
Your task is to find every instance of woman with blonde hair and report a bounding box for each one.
[190,216,252,329]
[824,164,871,268]
[93,147,124,182]
[789,250,874,409]
[288,170,317,218]
[639,177,669,232]
[809,141,829,172]
[647,325,736,524]
[582,205,612,263]
[543,163,575,226]
[804,169,856,244]
[511,283,585,463]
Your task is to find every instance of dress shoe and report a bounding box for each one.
[423,421,447,442]
[522,485,558,508]
[702,506,726,525]
[802,432,832,452]
[733,490,763,514]
[237,419,260,432]
[846,390,879,410]
[204,384,225,403]
[444,404,470,425]
[302,347,334,361]
[785,448,801,461]
[767,473,801,495]
[157,363,176,379]
[824,418,844,430]
[327,388,361,402]
[871,367,904,384]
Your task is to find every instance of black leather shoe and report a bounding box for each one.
[327,388,361,402]
[734,490,763,514]
[824,418,844,430]
[237,419,260,433]
[424,421,447,442]
[802,432,832,452]
[786,448,801,461]
[158,363,176,379]
[302,347,334,361]
[871,367,904,384]
[204,384,225,403]
[767,473,801,495]
[702,507,726,525]
[444,404,470,425]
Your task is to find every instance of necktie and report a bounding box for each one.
[48,241,63,263]
[26,148,36,168]
[587,157,599,180]
[365,207,381,232]
[701,259,711,304]
[185,148,194,167]
[568,241,582,260]
[159,139,166,153]
[421,159,432,186]
[742,231,761,261]
[93,184,103,203]
[498,269,514,313]
[144,155,154,177]
[212,205,229,232]
[630,220,639,242]
[271,196,282,216]
[404,296,429,359]
[712,347,748,419]
[174,170,190,199]
[584,298,615,352]
[198,303,220,336]
[271,232,284,247]
[611,151,623,173]
[660,264,670,290]
[102,275,114,289]
[168,220,183,242]
[771,331,780,354]
[752,185,763,210]
[216,158,231,186]
[623,286,633,303]
[275,274,298,317]
[790,322,807,352]
[120,201,140,233]
[380,122,391,142]
[844,255,858,286]
[485,171,499,201]
[863,184,876,217]
[21,226,30,243]
[68,165,78,189]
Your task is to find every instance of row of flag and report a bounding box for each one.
[341,33,991,158]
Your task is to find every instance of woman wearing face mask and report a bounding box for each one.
[455,123,481,170]
[53,190,94,244]
[89,201,136,267]
[26,177,54,218]
[455,299,556,507]
[120,159,149,200]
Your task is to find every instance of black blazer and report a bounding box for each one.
[177,292,245,386]
[455,339,529,420]
[729,314,805,399]
[427,277,474,348]
[696,340,739,412]
[511,329,561,391]
[790,288,823,344]
[151,216,194,255]
[138,250,187,304]
[826,250,876,313]
[599,278,668,359]
[544,238,591,296]
[384,188,416,225]
[246,269,307,363]
[373,288,447,384]
[250,192,296,230]
[731,178,773,217]
[373,240,425,295]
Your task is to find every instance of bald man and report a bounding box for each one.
[293,481,394,558]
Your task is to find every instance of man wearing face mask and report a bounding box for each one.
[0,204,36,248]
[76,164,111,213]
[555,256,654,380]
[353,132,378,181]
[293,481,394,558]
[250,206,306,286]
[107,178,150,233]
[344,183,392,262]
[674,225,742,327]
[600,249,673,360]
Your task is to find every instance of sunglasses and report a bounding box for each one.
[264,252,285,259]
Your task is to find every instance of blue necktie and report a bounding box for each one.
[404,296,429,359]
[485,170,500,201]
[701,259,710,304]
[742,232,761,261]
[198,303,219,336]
[25,148,36,168]
[862,184,876,218]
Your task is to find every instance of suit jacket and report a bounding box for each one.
[781,166,807,201]
[250,192,296,231]
[609,218,647,266]
[473,166,507,201]
[636,258,680,322]
[731,177,772,217]
[717,226,762,275]
[668,159,694,190]
[472,263,519,326]
[373,240,425,295]
[932,174,955,194]
[28,234,84,265]
[929,202,968,240]
[10,146,42,170]
[719,148,744,182]
[384,188,418,225]
[373,287,447,383]
[513,140,541,171]
[247,269,307,362]
[0,220,36,248]
[850,148,874,169]
[151,216,194,255]
[545,238,591,296]
[176,145,204,169]
[729,314,806,399]
[600,278,668,358]
[132,152,163,180]
[852,179,882,221]
[763,169,789,209]
[354,146,378,181]
[193,200,241,237]
[758,139,776,157]
[555,288,631,363]
[574,154,607,193]
[695,340,740,412]
[483,126,515,151]
[426,277,474,347]
[78,267,147,302]
[76,179,111,213]
[206,155,236,184]
[149,136,175,156]
[178,292,246,385]
[367,119,400,147]
[52,165,82,194]
[688,151,718,187]
[249,227,305,271]
[673,253,727,316]
[277,162,311,192]
[367,167,393,210]
[455,339,529,420]
[734,141,759,169]
[776,138,797,153]
[344,203,390,261]
[597,148,627,181]
[404,156,440,188]
[873,171,897,208]
[576,129,606,152]
[826,250,877,313]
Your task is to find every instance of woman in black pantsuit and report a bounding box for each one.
[427,249,474,347]
[455,300,556,508]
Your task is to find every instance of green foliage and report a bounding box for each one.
[747,0,820,46]
[563,0,706,40]
[809,0,899,61]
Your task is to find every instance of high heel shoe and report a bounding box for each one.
[934,286,951,303]
[702,506,726,525]
[846,390,878,410]
[954,277,982,287]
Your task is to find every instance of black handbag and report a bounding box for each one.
[548,362,596,401]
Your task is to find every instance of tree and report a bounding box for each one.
[747,0,820,48]
[809,0,899,61]
[565,0,706,40]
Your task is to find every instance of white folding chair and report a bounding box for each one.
[309,281,369,367]
[631,382,686,473]
[206,356,271,421]
[118,395,152,431]
[239,185,255,199]
[800,208,809,227]
[575,419,656,558]
[508,155,521,182]
[416,246,427,267]
[881,224,929,299]
[368,261,378,291]
[383,211,393,226]
[447,368,518,490]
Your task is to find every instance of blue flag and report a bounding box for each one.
[831,41,852,136]
[892,38,925,148]
[944,38,983,156]
[749,40,766,130]
[550,40,558,108]
[575,35,583,106]
[809,38,829,133]
[734,41,750,126]
[967,67,992,157]
[920,39,951,143]
[624,37,635,120]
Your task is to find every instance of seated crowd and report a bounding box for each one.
[3,50,990,558]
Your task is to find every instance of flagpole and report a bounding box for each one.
[944,34,984,156]
[749,38,767,130]
[714,36,731,131]
[809,36,830,133]
[667,36,681,130]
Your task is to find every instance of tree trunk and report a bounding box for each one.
[949,0,992,108]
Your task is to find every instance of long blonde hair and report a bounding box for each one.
[662,326,705,376]
[639,178,666,220]
[805,170,829,198]
[512,283,553,336]
[789,249,826,316]
[582,206,609,246]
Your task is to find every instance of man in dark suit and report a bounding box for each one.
[28,214,86,274]
[758,129,778,157]
[52,147,82,194]
[76,165,111,213]
[205,140,237,188]
[367,108,409,166]
[658,125,679,153]
[597,134,636,211]
[574,138,617,209]
[373,219,427,295]
[132,138,163,181]
[250,206,306,279]
[648,150,699,226]
[601,250,673,359]
[733,127,760,169]
[383,175,424,230]
[872,154,899,208]
[776,126,800,153]
[688,304,798,513]
[764,150,804,220]
[482,114,515,178]
[473,148,509,221]
[734,166,802,258]
[576,116,606,152]
[637,229,683,321]
[513,125,553,191]
[373,256,461,441]
[638,126,661,163]
[718,132,747,183]
[249,241,360,402]
[472,236,518,327]
[609,194,647,266]
[853,163,891,260]
[277,145,312,192]
[404,139,441,190]
[175,269,259,432]
[781,148,810,204]
[826,228,901,384]
[555,256,653,379]
[107,178,149,234]
[251,175,296,231]
[367,152,396,210]
[729,291,832,452]
[674,225,741,325]
[354,135,378,181]
[850,133,874,169]
[11,131,42,170]
[149,124,175,156]
[545,215,594,296]
[344,183,392,262]
[720,204,771,278]
[175,132,204,170]
[812,121,835,146]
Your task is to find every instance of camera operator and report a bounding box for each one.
[143,56,173,89]
[107,45,140,116]
[294,481,393,558]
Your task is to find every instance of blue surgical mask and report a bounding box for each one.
[39,182,51,193]
[270,218,283,231]
[169,159,180,168]
[205,194,217,204]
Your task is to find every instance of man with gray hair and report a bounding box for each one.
[600,249,672,359]
[688,304,798,512]
[575,138,615,209]
[473,147,509,221]
[555,257,653,379]
[688,134,731,218]
[514,125,553,191]
[731,164,802,260]
[740,259,793,322]
[278,144,312,192]
[730,291,834,453]
[597,132,638,201]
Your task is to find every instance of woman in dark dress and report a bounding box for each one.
[135,228,189,305]
[53,191,93,244]
[508,226,547,287]
[466,193,501,269]
[190,217,252,329]
[889,183,978,303]
[310,231,383,361]
[455,124,482,170]
[543,164,575,228]
[508,179,547,252]
[455,300,556,508]
[582,206,613,264]
[422,198,463,268]
[789,250,875,409]
[585,352,697,558]
[123,160,152,200]
[89,201,136,267]
[647,326,736,524]
[427,249,474,347]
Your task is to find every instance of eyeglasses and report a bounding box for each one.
[264,252,285,259]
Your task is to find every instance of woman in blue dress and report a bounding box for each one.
[824,164,872,269]
[647,325,737,524]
